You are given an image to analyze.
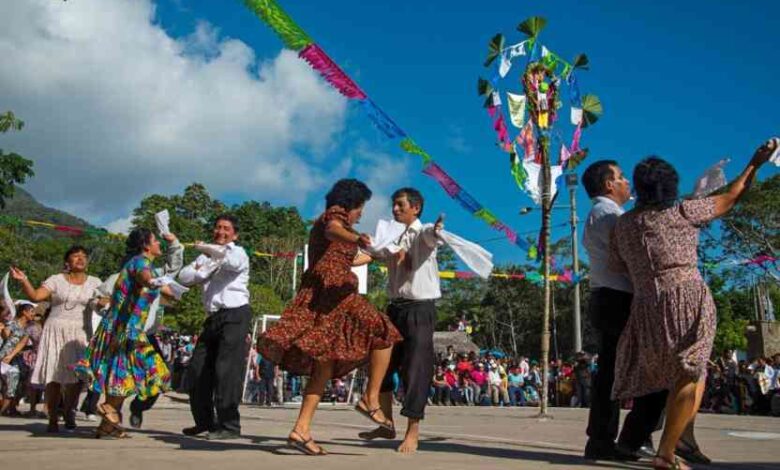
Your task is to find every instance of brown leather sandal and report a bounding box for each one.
[287,431,327,456]
[354,401,394,431]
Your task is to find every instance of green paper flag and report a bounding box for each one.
[244,0,313,51]
[400,138,432,165]
[474,208,499,225]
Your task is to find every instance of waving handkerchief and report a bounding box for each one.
[155,210,171,236]
[193,242,227,260]
[365,218,407,256]
[1,272,15,320]
[431,228,494,279]
[770,137,780,166]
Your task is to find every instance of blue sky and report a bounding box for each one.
[2,0,778,266]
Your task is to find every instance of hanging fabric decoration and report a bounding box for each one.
[522,161,564,205]
[507,41,527,60]
[570,107,583,126]
[506,92,527,128]
[452,190,483,213]
[769,137,780,166]
[567,72,582,106]
[487,106,511,151]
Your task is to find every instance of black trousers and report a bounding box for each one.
[585,288,667,452]
[380,299,436,420]
[187,305,252,433]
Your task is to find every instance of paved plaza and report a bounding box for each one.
[1,395,778,470]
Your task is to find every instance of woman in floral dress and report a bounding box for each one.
[75,228,175,438]
[261,179,402,455]
[609,140,776,470]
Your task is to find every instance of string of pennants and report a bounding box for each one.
[242,0,535,252]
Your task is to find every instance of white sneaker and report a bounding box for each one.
[85,414,98,422]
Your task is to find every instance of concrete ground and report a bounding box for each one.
[1,395,778,470]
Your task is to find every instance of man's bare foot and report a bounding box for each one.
[397,420,420,454]
[358,426,396,440]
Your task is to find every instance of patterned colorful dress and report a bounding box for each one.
[75,255,170,399]
[0,320,28,398]
[609,198,718,400]
[261,207,402,378]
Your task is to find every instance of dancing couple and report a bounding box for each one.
[261,179,445,455]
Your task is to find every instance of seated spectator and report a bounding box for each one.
[456,354,473,374]
[444,364,461,405]
[431,365,451,405]
[488,365,509,406]
[470,363,488,404]
[507,367,526,406]
[0,301,36,416]
[461,373,475,405]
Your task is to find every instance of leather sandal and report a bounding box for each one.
[653,454,690,470]
[287,430,327,456]
[354,400,394,431]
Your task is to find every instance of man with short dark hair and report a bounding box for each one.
[359,187,443,453]
[179,214,252,440]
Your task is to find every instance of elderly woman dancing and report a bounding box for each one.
[609,139,776,469]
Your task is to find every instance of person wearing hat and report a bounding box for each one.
[0,300,37,415]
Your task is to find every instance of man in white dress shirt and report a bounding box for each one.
[360,187,443,453]
[178,214,252,440]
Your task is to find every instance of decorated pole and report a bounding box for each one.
[477,16,602,417]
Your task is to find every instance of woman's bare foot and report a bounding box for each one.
[358,426,397,440]
[397,420,420,454]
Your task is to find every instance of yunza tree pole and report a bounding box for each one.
[539,132,553,418]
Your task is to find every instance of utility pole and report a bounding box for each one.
[566,173,582,353]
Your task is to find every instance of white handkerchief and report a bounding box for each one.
[770,137,780,166]
[366,219,407,256]
[435,230,494,279]
[693,159,729,198]
[155,210,170,236]
[0,362,19,375]
[149,276,190,300]
[1,272,15,319]
[194,243,227,260]
[522,161,564,205]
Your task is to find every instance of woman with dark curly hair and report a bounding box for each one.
[261,178,402,455]
[609,140,777,469]
[74,228,177,438]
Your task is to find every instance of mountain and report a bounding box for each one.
[0,186,93,228]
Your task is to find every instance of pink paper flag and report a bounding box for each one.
[571,122,582,153]
[299,44,367,99]
[422,162,461,197]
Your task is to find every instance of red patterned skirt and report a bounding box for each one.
[260,278,402,377]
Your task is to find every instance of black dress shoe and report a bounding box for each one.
[584,440,617,461]
[613,443,642,461]
[182,425,211,436]
[206,429,241,440]
[129,412,142,429]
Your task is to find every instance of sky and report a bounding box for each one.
[1,0,778,266]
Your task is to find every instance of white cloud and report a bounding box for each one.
[104,215,133,235]
[0,0,350,224]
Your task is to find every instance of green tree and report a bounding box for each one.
[0,111,35,208]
